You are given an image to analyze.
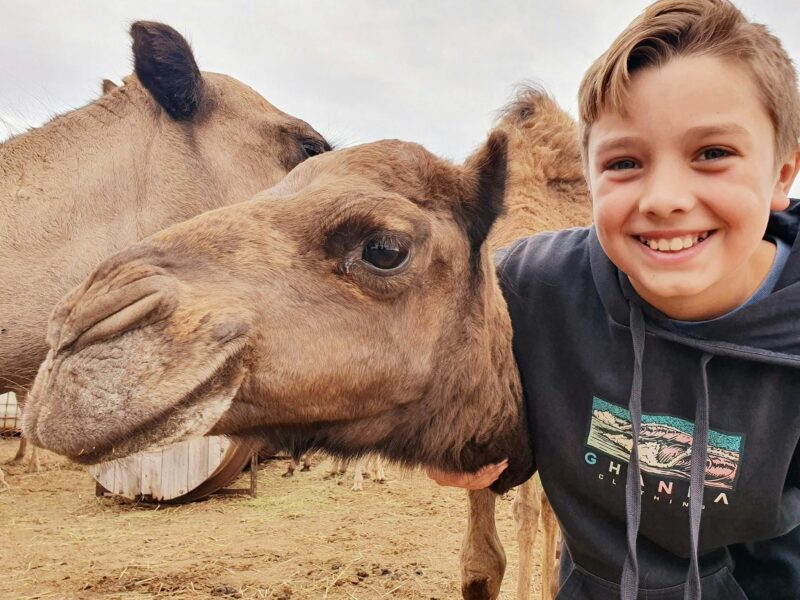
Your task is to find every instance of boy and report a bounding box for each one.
[429,0,800,597]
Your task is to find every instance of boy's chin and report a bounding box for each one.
[627,274,718,316]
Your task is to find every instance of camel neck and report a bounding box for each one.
[0,81,152,178]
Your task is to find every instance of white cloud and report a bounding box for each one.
[1,1,798,194]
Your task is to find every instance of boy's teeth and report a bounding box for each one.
[640,232,708,252]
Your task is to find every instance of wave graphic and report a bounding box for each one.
[587,409,740,490]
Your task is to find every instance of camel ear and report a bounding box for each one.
[130,21,203,120]
[101,79,118,95]
[460,131,508,253]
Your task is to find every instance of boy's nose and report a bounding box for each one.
[637,163,696,218]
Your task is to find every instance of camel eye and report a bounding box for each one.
[362,237,409,271]
[300,139,327,158]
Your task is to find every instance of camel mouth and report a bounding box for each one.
[74,346,248,465]
[24,327,251,465]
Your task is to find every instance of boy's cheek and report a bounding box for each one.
[590,168,627,198]
[592,195,627,234]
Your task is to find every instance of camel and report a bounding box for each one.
[323,456,387,491]
[349,456,387,491]
[281,83,592,592]
[23,127,535,485]
[459,87,591,600]
[285,453,387,492]
[0,21,330,479]
[24,88,589,600]
[273,89,591,598]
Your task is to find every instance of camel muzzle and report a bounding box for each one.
[47,265,179,356]
[23,328,249,464]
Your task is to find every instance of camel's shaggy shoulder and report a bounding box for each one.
[489,85,591,249]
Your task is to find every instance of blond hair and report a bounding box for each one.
[578,0,800,162]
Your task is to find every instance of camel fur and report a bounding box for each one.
[0,21,329,478]
[25,87,589,600]
[461,86,590,600]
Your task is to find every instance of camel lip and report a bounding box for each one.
[28,337,250,465]
[67,442,132,466]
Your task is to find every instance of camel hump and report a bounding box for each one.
[130,21,203,120]
[499,84,553,124]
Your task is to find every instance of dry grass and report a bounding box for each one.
[0,439,546,599]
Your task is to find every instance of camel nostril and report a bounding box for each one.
[210,321,248,344]
[49,272,179,354]
[72,288,177,352]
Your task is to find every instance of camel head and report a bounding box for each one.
[124,21,332,203]
[24,134,533,493]
[0,21,330,396]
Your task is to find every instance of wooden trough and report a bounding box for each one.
[1,393,255,502]
[88,436,260,503]
[0,392,20,434]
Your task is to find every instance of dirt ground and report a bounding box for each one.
[0,437,546,599]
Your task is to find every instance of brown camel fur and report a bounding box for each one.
[460,87,590,600]
[0,21,329,478]
[26,88,589,600]
[24,131,535,497]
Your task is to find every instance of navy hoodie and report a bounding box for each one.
[497,201,800,599]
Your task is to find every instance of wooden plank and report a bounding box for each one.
[87,459,116,496]
[114,452,142,498]
[140,450,162,499]
[112,457,125,496]
[207,436,228,476]
[159,441,190,500]
[218,437,231,465]
[186,437,210,494]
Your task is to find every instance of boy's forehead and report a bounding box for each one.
[587,55,773,152]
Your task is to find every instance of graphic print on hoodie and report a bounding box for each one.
[586,396,744,492]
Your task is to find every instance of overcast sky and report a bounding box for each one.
[1,1,799,196]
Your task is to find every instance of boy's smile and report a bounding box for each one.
[587,54,799,321]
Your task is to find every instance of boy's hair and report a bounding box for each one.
[578,0,800,163]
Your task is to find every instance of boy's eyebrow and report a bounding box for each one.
[684,123,750,139]
[593,136,641,156]
[593,124,750,156]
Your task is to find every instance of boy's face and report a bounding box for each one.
[587,55,799,320]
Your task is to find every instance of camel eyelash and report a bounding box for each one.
[321,216,384,259]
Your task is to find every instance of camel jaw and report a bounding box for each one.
[24,327,249,465]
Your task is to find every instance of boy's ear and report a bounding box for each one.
[771,147,800,210]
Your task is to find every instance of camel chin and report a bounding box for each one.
[23,330,249,465]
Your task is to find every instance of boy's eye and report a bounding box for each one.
[607,158,639,170]
[697,147,731,161]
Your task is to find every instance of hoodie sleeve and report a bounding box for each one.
[494,239,540,477]
[493,228,596,479]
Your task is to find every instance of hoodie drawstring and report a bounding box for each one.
[620,304,711,600]
[685,353,711,599]
[620,304,645,600]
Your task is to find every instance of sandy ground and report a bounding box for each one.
[0,437,546,599]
